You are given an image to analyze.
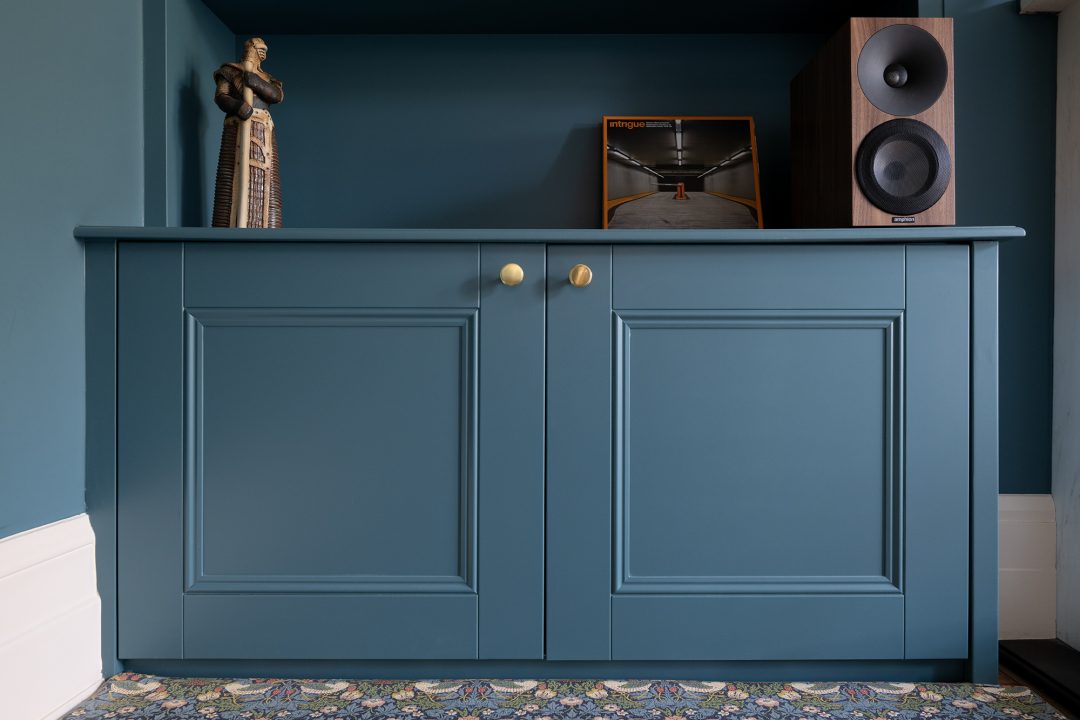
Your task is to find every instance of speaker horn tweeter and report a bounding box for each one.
[857,23,949,117]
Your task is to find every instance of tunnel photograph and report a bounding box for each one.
[603,116,763,229]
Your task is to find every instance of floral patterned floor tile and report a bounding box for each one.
[63,674,1066,720]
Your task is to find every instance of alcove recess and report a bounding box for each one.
[150,0,921,230]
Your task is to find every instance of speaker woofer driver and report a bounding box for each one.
[858,23,948,117]
[855,119,951,216]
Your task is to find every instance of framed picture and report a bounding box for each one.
[602,116,763,229]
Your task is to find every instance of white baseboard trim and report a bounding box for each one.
[40,678,106,720]
[0,514,103,720]
[1000,494,1057,640]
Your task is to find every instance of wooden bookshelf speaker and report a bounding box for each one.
[791,17,955,226]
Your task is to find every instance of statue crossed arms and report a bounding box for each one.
[212,37,284,228]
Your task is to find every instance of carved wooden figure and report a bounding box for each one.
[212,37,284,228]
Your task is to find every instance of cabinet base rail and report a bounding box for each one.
[125,659,969,682]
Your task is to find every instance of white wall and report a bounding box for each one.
[1000,495,1057,639]
[0,516,102,720]
[1053,0,1080,650]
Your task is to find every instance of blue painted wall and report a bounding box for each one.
[146,0,234,226]
[0,0,144,539]
[197,19,1052,492]
[245,34,821,229]
[945,0,1056,493]
[169,1,233,226]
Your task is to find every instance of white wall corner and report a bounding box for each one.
[999,494,1057,640]
[1020,0,1075,14]
[0,515,103,720]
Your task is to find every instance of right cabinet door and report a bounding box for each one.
[547,244,970,662]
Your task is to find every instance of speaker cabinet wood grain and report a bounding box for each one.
[792,17,955,227]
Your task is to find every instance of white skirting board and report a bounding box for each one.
[999,494,1057,640]
[0,514,103,720]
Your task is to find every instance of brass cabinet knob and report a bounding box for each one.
[499,262,525,286]
[568,263,593,288]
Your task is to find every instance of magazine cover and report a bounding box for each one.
[603,116,763,229]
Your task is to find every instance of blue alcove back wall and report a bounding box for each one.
[154,0,1056,495]
[260,33,820,230]
[948,0,1056,498]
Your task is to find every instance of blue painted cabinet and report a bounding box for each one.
[117,242,545,660]
[102,231,996,677]
[547,244,971,662]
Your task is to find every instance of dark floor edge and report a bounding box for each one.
[124,658,969,682]
[1000,640,1080,718]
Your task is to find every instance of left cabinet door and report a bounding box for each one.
[117,242,545,660]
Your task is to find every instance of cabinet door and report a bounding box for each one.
[117,242,544,660]
[547,244,969,661]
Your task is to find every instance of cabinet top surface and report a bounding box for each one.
[75,226,1024,244]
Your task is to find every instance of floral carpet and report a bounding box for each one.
[64,674,1066,720]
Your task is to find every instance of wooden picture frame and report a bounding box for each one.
[603,115,764,229]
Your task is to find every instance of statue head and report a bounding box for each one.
[243,37,268,64]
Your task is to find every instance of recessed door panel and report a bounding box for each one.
[616,312,899,595]
[187,309,475,593]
